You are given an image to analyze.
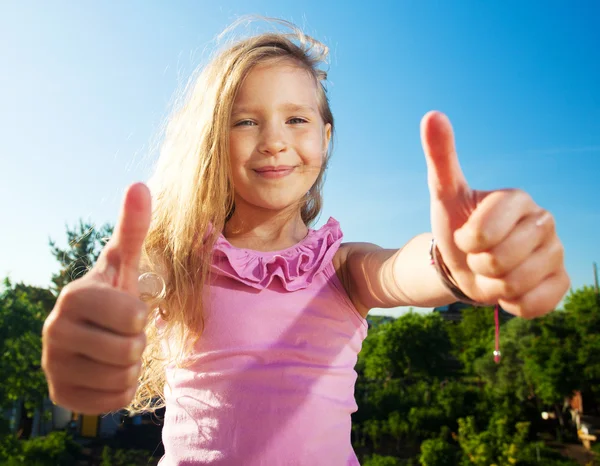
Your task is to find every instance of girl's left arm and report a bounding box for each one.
[335,234,455,317]
[337,112,570,319]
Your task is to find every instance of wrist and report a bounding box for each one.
[429,238,480,306]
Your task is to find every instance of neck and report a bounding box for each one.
[224,198,308,252]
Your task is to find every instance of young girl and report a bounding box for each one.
[41,20,569,465]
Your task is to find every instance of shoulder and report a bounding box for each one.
[333,242,384,318]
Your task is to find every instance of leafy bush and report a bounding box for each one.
[419,438,459,466]
[0,431,81,466]
[101,445,154,466]
[0,434,20,463]
[362,454,402,466]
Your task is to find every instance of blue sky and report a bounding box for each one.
[1,1,598,316]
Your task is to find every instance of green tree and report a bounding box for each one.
[456,416,540,466]
[362,454,402,466]
[48,220,113,294]
[446,306,507,376]
[354,313,466,458]
[473,287,600,440]
[474,317,534,401]
[419,438,459,466]
[563,286,600,406]
[0,279,50,438]
[362,313,454,383]
[522,312,579,407]
[0,431,81,465]
[353,286,599,463]
[11,284,55,314]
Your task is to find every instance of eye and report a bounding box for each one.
[234,120,256,127]
[287,117,308,125]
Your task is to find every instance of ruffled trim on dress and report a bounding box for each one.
[211,217,343,291]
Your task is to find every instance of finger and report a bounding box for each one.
[472,236,564,302]
[49,320,146,367]
[466,210,555,277]
[55,282,149,335]
[49,384,137,416]
[47,354,141,392]
[454,189,541,253]
[95,183,152,294]
[499,268,570,319]
[421,111,469,201]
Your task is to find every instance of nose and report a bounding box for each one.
[257,123,286,156]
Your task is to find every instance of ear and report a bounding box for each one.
[323,123,332,156]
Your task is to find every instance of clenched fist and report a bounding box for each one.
[421,111,570,318]
[42,183,152,414]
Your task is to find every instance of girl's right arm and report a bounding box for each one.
[42,183,152,415]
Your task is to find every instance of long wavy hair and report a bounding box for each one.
[128,19,335,413]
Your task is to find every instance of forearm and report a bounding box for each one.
[345,233,459,311]
[384,233,456,308]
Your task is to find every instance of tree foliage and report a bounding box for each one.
[0,279,49,416]
[0,220,112,440]
[48,220,113,294]
[354,287,599,465]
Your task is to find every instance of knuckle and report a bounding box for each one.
[552,241,565,263]
[474,228,491,249]
[48,384,70,408]
[514,188,532,204]
[129,364,142,387]
[41,314,56,342]
[41,348,53,375]
[479,287,500,305]
[520,302,538,318]
[57,281,80,308]
[500,279,519,299]
[42,314,67,349]
[54,281,97,320]
[124,335,146,363]
[487,254,506,277]
[512,306,527,318]
[520,309,536,320]
[47,386,59,404]
[510,299,536,319]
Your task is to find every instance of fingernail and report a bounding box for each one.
[130,338,144,361]
[135,308,149,331]
[536,211,551,227]
[129,362,142,384]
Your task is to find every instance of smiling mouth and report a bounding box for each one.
[253,166,295,179]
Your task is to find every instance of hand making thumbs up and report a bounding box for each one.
[421,111,570,318]
[42,183,153,415]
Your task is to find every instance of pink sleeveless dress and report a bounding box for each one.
[159,218,368,465]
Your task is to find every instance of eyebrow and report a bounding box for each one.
[231,103,318,116]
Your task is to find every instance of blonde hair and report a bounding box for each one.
[129,19,335,413]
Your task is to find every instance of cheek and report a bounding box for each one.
[229,135,250,168]
[298,133,325,166]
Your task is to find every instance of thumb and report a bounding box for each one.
[421,111,469,201]
[96,182,152,295]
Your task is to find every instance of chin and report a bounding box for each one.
[261,200,303,212]
[246,195,304,213]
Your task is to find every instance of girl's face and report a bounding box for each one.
[229,61,331,216]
